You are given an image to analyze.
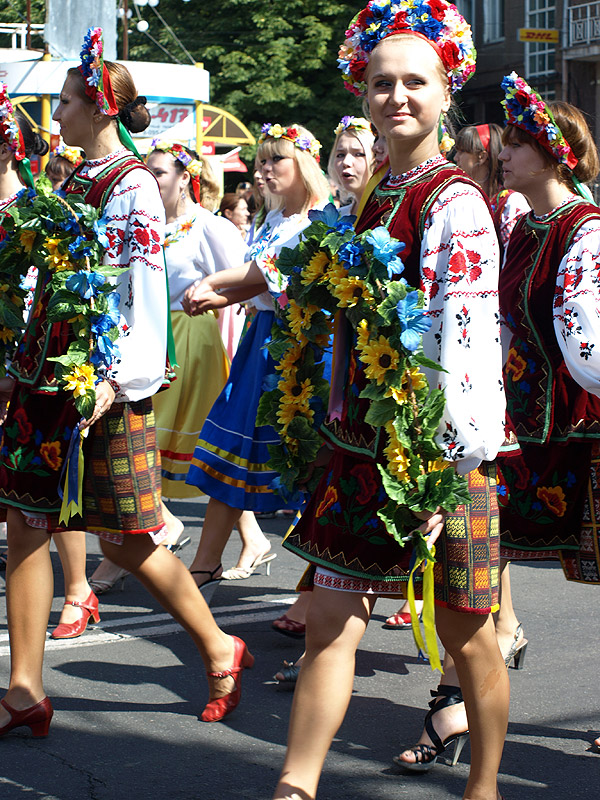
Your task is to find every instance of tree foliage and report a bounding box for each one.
[123,0,363,160]
[0,0,365,163]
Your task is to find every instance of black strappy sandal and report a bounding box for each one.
[393,684,469,772]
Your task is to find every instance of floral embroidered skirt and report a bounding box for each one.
[185,310,305,513]
[498,439,600,584]
[153,311,229,499]
[0,384,164,540]
[284,454,500,614]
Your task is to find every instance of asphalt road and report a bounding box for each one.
[0,496,598,800]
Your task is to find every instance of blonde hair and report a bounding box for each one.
[256,124,330,214]
[327,127,376,204]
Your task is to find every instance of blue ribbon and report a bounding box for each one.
[58,422,85,524]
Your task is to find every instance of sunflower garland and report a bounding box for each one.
[0,184,121,418]
[257,202,472,551]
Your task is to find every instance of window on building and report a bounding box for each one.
[483,0,505,42]
[455,0,474,23]
[526,0,556,86]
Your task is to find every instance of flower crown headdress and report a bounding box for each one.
[52,142,84,167]
[150,139,202,203]
[258,124,321,162]
[79,27,119,116]
[78,27,145,162]
[0,82,35,190]
[501,72,577,170]
[334,116,373,137]
[338,0,476,97]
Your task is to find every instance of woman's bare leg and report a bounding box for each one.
[188,497,242,582]
[53,531,93,626]
[100,534,239,699]
[436,607,509,800]
[0,509,53,726]
[273,587,376,800]
[234,509,272,569]
[160,501,185,547]
[494,561,524,658]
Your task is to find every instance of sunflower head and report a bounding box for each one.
[358,334,399,385]
[331,275,371,308]
[301,250,330,285]
[384,420,411,481]
[64,363,96,398]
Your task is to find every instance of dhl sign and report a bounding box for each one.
[518,28,560,43]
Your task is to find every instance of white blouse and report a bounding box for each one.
[164,206,248,310]
[498,191,530,250]
[83,150,167,403]
[415,169,506,475]
[553,214,600,398]
[248,208,315,311]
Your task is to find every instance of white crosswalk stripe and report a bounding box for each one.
[0,597,298,656]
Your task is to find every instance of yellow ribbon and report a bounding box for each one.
[58,427,88,525]
[408,543,443,673]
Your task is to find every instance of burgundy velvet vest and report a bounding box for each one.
[499,199,600,444]
[323,160,487,457]
[10,154,144,390]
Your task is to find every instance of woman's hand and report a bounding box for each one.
[412,506,447,549]
[299,444,333,487]
[182,278,224,316]
[80,380,116,431]
[0,376,15,425]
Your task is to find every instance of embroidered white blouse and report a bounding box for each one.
[249,208,315,310]
[388,157,506,475]
[164,205,248,310]
[84,150,167,403]
[548,208,600,399]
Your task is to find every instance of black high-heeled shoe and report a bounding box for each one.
[504,622,528,670]
[393,685,469,772]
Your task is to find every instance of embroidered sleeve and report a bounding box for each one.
[250,212,311,295]
[101,167,167,402]
[421,181,506,474]
[554,218,600,397]
[499,191,530,249]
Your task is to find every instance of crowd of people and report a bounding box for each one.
[0,2,599,799]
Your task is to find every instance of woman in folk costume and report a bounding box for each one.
[183,124,330,590]
[327,116,375,215]
[272,3,508,799]
[0,29,253,738]
[453,122,530,254]
[495,75,600,748]
[0,86,102,642]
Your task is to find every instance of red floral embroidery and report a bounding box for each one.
[350,463,378,504]
[13,408,33,445]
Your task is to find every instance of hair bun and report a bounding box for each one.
[119,96,150,134]
[33,132,49,157]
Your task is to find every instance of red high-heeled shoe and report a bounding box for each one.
[51,590,100,639]
[0,696,53,738]
[201,636,254,723]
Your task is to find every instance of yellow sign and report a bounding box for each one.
[518,28,560,43]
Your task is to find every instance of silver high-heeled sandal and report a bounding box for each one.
[504,622,528,669]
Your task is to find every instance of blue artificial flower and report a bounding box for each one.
[338,240,364,268]
[366,227,405,266]
[65,270,106,300]
[269,476,305,506]
[396,290,432,351]
[93,215,110,249]
[308,202,341,228]
[91,334,120,368]
[60,215,80,235]
[387,256,405,279]
[105,291,121,326]
[335,216,356,233]
[532,501,542,511]
[261,373,279,392]
[68,235,93,259]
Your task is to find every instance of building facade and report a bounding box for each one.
[458,1,600,142]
